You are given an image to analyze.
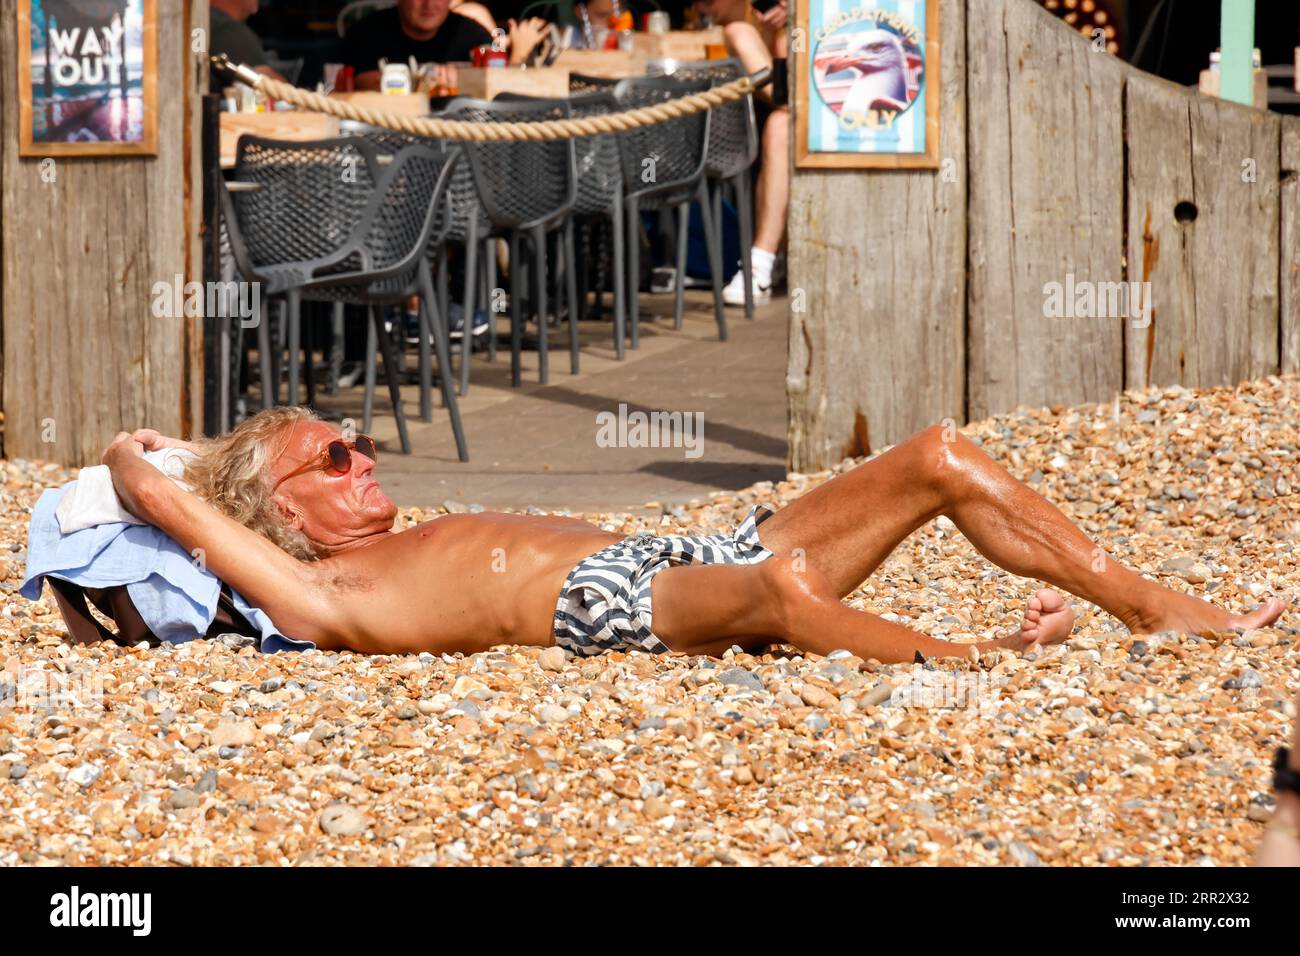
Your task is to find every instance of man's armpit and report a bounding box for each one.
[325,569,379,594]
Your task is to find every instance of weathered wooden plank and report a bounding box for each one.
[1125,72,1280,389]
[1281,116,1300,375]
[787,0,966,470]
[966,0,1126,422]
[1,2,206,466]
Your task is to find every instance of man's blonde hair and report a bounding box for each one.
[181,406,326,562]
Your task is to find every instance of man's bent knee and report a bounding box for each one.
[904,424,981,499]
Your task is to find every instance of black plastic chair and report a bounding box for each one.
[221,135,379,415]
[499,90,626,361]
[612,74,726,346]
[222,135,467,459]
[338,119,487,408]
[300,141,467,460]
[650,58,760,320]
[445,96,579,387]
[366,115,501,399]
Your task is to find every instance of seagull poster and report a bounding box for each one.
[796,1,938,168]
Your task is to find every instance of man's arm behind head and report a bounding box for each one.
[103,434,354,648]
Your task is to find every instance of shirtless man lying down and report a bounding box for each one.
[98,407,1284,661]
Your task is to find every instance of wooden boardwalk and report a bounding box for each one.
[310,290,789,513]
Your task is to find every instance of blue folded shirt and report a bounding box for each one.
[21,484,315,654]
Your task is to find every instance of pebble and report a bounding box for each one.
[800,685,837,709]
[1008,841,1042,866]
[717,667,764,693]
[642,796,671,820]
[167,788,201,810]
[538,647,567,672]
[538,704,572,724]
[319,805,370,836]
[860,683,894,707]
[211,720,256,749]
[449,700,481,721]
[67,764,102,788]
[1223,669,1265,690]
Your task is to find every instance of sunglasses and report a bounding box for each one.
[272,436,378,490]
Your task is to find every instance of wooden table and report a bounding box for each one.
[220,94,432,168]
[219,111,339,168]
[454,66,570,100]
[631,28,725,63]
[554,49,648,79]
[328,92,432,116]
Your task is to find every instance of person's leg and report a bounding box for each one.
[649,557,1073,662]
[1255,692,1300,866]
[752,107,789,255]
[722,21,789,303]
[724,21,773,84]
[755,425,1284,635]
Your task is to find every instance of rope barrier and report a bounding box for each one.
[210,55,767,142]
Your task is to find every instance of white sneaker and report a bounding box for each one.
[722,268,771,307]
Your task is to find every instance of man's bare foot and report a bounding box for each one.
[1020,588,1075,647]
[1140,592,1286,637]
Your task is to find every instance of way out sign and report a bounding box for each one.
[17,0,159,157]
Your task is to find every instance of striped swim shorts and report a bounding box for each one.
[552,503,778,656]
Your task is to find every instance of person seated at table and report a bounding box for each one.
[694,0,788,307]
[209,0,286,82]
[505,0,625,63]
[343,0,493,91]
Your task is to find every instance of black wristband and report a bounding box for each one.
[1274,747,1300,797]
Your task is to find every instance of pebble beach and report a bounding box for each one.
[0,376,1297,866]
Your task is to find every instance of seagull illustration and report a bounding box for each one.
[822,29,911,117]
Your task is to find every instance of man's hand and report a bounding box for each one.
[102,431,164,523]
[508,17,549,65]
[129,428,200,455]
[101,430,144,466]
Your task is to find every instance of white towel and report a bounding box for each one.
[55,447,198,534]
